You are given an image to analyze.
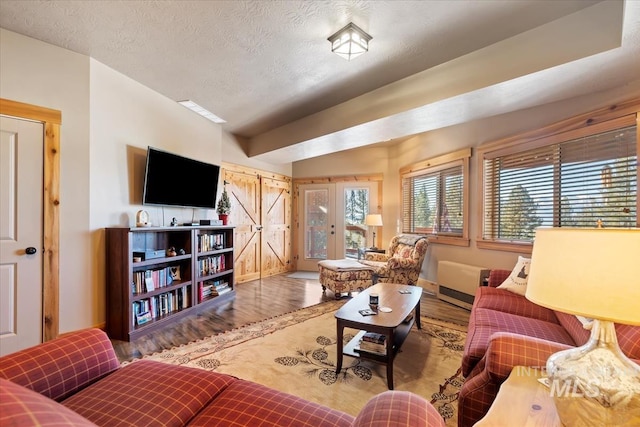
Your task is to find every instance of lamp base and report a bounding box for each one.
[546,320,640,426]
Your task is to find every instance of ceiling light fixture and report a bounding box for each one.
[327,22,372,61]
[178,100,226,124]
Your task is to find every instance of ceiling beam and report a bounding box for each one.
[248,1,624,163]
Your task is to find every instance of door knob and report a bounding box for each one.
[25,247,37,255]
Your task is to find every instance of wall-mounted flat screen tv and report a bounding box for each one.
[143,147,220,209]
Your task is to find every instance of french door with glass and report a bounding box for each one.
[297,181,379,271]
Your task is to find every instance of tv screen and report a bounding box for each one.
[142,147,220,209]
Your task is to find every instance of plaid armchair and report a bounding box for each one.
[359,234,428,285]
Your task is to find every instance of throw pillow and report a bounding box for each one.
[497,256,531,296]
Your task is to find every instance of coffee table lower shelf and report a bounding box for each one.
[338,314,417,390]
[334,283,422,390]
[343,320,414,360]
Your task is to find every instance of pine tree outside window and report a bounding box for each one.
[481,115,638,249]
[400,148,470,246]
[344,187,369,254]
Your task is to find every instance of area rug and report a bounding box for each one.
[286,271,320,280]
[138,300,466,426]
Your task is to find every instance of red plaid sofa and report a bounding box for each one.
[458,269,640,427]
[0,328,445,427]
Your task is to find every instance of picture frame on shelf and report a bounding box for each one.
[135,311,152,325]
[170,266,181,281]
[144,277,155,293]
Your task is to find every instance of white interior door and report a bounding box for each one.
[0,116,43,356]
[297,181,379,270]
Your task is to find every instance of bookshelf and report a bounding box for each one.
[105,226,235,341]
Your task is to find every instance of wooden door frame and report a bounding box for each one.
[0,98,61,342]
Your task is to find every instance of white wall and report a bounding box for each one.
[89,59,227,324]
[89,59,224,229]
[1,29,91,333]
[1,28,291,332]
[222,131,291,176]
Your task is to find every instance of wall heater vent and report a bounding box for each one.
[437,261,490,310]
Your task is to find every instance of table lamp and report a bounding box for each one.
[364,214,383,249]
[526,228,640,426]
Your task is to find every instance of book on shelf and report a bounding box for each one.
[133,266,175,295]
[199,233,225,252]
[358,341,387,355]
[199,280,232,301]
[199,255,226,276]
[132,286,191,326]
[215,282,231,296]
[362,332,386,344]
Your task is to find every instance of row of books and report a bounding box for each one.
[132,286,190,326]
[132,267,177,295]
[198,280,231,302]
[198,255,226,276]
[198,233,225,252]
[357,331,387,355]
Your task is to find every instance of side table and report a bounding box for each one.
[357,247,385,260]
[474,366,560,426]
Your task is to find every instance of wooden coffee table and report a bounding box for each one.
[334,283,422,390]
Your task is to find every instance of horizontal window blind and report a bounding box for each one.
[483,125,637,242]
[402,163,464,236]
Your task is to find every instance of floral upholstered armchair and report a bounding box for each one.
[359,234,428,285]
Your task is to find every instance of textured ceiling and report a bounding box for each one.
[1,1,639,163]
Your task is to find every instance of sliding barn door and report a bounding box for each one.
[224,169,261,283]
[223,166,292,283]
[261,176,291,277]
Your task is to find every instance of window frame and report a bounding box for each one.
[477,102,640,254]
[400,148,471,247]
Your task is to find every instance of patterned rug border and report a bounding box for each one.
[132,298,468,363]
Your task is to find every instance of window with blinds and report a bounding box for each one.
[402,162,465,236]
[483,125,637,242]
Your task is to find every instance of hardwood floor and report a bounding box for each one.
[111,273,471,362]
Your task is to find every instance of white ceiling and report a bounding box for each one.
[1,1,639,164]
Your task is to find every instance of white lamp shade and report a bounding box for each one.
[364,214,383,227]
[526,228,640,325]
